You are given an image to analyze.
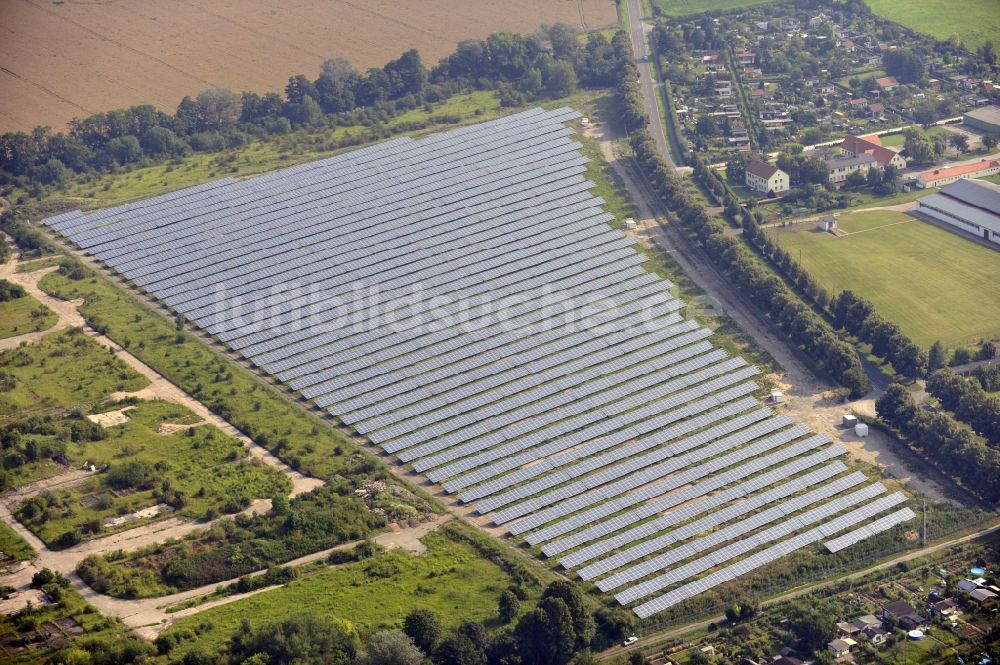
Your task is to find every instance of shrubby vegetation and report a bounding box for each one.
[0,278,26,302]
[77,478,394,596]
[927,369,1000,447]
[877,384,1000,503]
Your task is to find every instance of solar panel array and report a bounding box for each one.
[44,108,913,617]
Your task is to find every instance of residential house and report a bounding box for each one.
[882,600,925,630]
[842,38,857,53]
[970,588,998,603]
[828,638,857,658]
[929,598,959,617]
[745,159,790,195]
[840,134,907,169]
[852,615,883,632]
[849,97,869,111]
[869,102,886,117]
[826,153,877,184]
[957,579,980,593]
[876,75,900,92]
[862,624,889,645]
[837,621,861,637]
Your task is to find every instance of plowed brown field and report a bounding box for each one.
[0,0,616,132]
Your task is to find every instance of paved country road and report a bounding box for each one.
[625,0,676,170]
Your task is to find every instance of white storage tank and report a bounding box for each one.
[855,422,869,437]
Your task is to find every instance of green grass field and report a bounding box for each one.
[768,210,1000,348]
[866,0,1000,50]
[15,400,291,547]
[653,0,777,16]
[164,526,538,658]
[0,292,57,340]
[0,522,35,563]
[0,327,148,417]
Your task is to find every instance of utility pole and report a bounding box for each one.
[921,499,927,547]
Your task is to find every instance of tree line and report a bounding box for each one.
[0,25,619,194]
[610,28,871,398]
[829,291,927,380]
[927,369,1000,448]
[876,384,1000,504]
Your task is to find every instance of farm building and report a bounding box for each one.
[916,159,1000,188]
[840,134,907,170]
[745,159,789,195]
[964,104,1000,134]
[917,179,1000,245]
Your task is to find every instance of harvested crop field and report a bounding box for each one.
[0,0,617,132]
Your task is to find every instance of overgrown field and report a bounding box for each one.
[161,523,542,658]
[14,401,291,548]
[38,269,361,481]
[865,0,1000,50]
[0,327,148,418]
[653,0,778,17]
[766,211,1000,348]
[0,522,35,563]
[0,293,56,340]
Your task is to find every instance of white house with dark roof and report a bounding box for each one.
[745,159,789,195]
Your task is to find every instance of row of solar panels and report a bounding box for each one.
[44,108,913,617]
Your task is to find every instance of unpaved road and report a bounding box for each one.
[585,121,956,505]
[0,242,322,498]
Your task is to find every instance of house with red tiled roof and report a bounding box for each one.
[876,75,899,91]
[840,134,906,169]
[745,159,789,195]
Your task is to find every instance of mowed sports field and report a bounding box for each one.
[865,0,1000,51]
[0,0,616,132]
[767,211,1000,349]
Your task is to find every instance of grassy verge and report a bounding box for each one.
[14,401,291,549]
[0,294,57,340]
[161,522,541,658]
[0,327,148,418]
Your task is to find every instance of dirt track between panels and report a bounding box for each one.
[0,0,617,132]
